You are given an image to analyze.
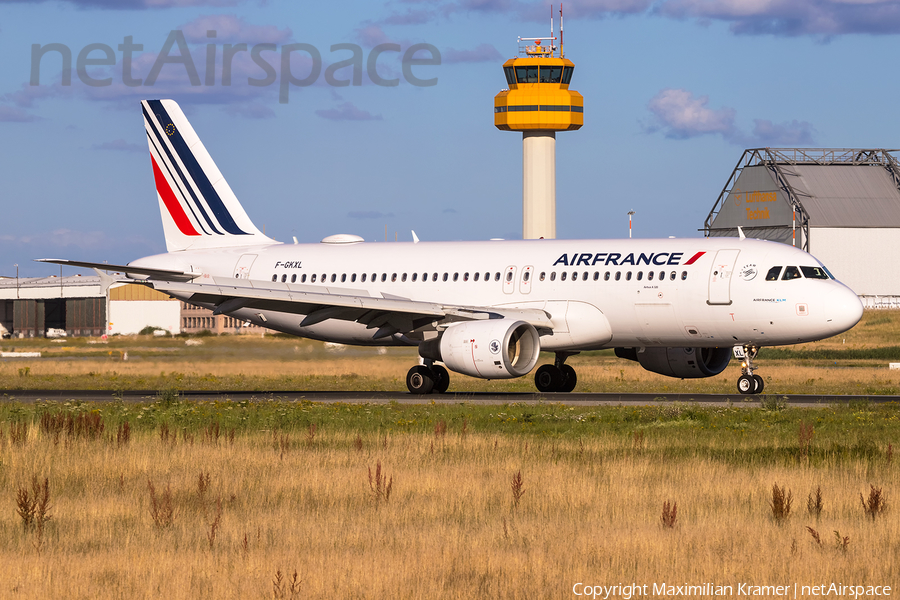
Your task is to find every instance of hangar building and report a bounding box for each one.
[703,148,900,307]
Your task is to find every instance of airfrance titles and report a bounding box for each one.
[553,251,703,268]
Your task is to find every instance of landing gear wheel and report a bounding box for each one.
[753,374,765,394]
[535,364,561,393]
[737,374,756,395]
[559,364,578,393]
[407,365,434,394]
[432,365,450,394]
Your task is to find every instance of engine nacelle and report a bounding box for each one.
[615,346,731,379]
[420,320,541,379]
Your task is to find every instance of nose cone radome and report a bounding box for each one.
[825,284,863,336]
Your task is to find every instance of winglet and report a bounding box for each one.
[737,226,746,240]
[412,230,420,244]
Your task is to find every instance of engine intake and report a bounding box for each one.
[615,346,731,379]
[420,320,541,379]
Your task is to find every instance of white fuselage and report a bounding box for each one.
[130,236,864,350]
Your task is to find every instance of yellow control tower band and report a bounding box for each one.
[494,8,583,240]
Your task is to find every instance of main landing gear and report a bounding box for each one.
[735,344,765,395]
[406,361,450,395]
[534,352,579,393]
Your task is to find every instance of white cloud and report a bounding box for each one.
[646,88,737,139]
[645,88,817,146]
[181,14,293,44]
[316,102,383,121]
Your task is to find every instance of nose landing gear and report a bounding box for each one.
[734,344,764,394]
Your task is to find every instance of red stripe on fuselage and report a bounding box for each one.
[151,155,200,236]
[684,251,706,265]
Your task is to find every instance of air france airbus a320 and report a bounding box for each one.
[40,99,864,395]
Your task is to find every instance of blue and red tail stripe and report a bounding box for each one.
[143,100,249,237]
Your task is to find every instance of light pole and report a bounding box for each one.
[14,264,18,299]
[627,211,635,239]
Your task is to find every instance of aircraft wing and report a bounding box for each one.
[147,276,554,339]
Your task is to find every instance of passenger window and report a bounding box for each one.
[561,272,568,281]
[291,274,297,283]
[782,266,802,280]
[381,274,387,282]
[648,271,654,281]
[615,272,621,281]
[766,267,782,281]
[582,272,588,281]
[443,273,448,282]
[550,272,556,281]
[301,274,307,283]
[281,274,287,283]
[505,272,512,282]
[659,271,665,281]
[454,273,459,282]
[626,272,632,281]
[432,273,438,282]
[321,274,326,282]
[412,273,417,282]
[351,273,356,283]
[271,275,277,282]
[523,272,530,282]
[391,273,397,282]
[637,272,643,281]
[593,272,599,281]
[311,274,317,283]
[341,274,347,283]
[539,272,545,281]
[331,274,337,283]
[800,266,829,279]
[464,272,470,281]
[571,271,577,281]
[361,273,366,282]
[402,273,407,282]
[475,272,481,282]
[670,271,676,281]
[681,272,687,280]
[604,272,610,281]
[495,272,501,281]
[485,272,490,281]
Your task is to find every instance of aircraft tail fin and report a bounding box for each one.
[142,99,277,252]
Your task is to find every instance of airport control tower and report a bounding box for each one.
[494,6,582,239]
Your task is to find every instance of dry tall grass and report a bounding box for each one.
[1,426,896,599]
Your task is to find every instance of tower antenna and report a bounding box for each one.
[560,4,564,58]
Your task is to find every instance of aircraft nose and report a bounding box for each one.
[824,284,863,335]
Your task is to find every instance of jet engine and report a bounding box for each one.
[419,320,541,379]
[615,346,731,379]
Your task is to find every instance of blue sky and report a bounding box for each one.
[2,0,899,276]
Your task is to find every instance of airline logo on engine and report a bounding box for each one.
[489,340,501,354]
[552,251,705,267]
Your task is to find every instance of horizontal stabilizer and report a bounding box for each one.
[35,259,199,282]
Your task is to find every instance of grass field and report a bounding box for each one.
[2,309,900,396]
[0,401,897,599]
[0,312,898,598]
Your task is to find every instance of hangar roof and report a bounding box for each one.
[704,148,900,250]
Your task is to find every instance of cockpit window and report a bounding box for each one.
[782,266,802,280]
[800,266,829,280]
[765,267,782,281]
